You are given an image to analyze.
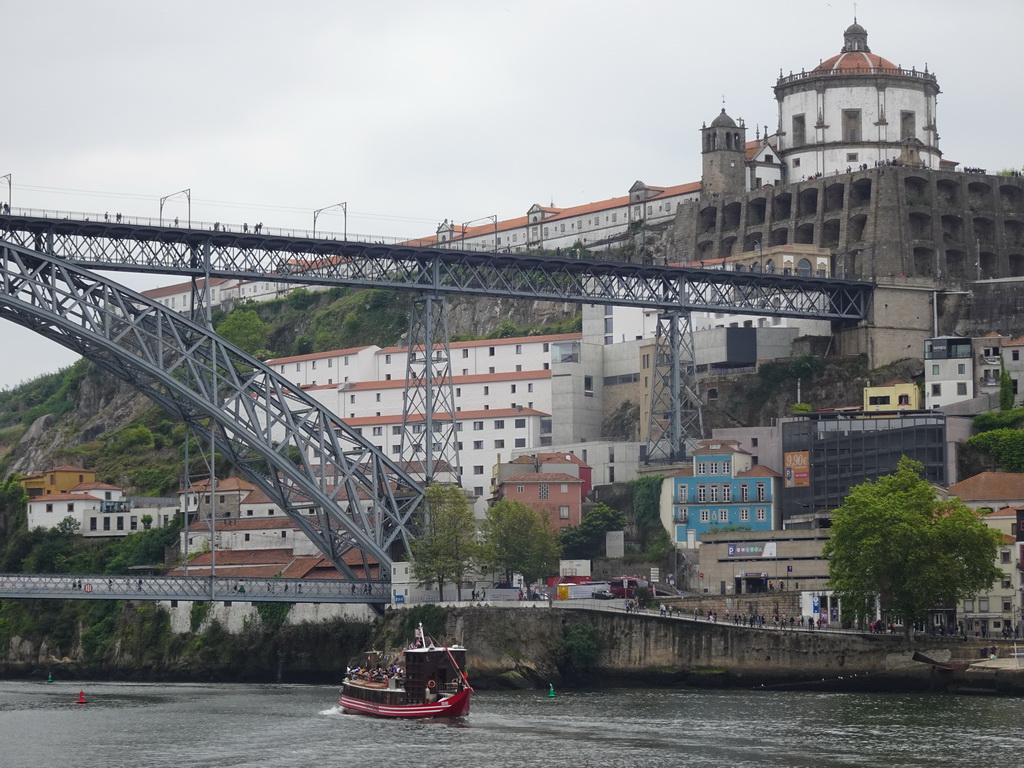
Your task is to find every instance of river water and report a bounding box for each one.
[0,680,1019,767]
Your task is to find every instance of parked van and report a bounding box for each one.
[610,577,649,598]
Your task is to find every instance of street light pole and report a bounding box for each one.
[753,240,764,272]
[461,215,499,252]
[313,202,346,240]
[0,173,10,213]
[159,188,191,228]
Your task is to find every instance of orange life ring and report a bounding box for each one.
[427,680,436,689]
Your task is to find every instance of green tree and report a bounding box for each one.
[409,484,479,601]
[967,428,1024,472]
[215,309,269,355]
[480,499,561,586]
[627,475,666,556]
[823,457,1002,637]
[1000,359,1015,411]
[560,502,627,559]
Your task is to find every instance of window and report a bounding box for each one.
[846,152,858,163]
[709,485,719,502]
[494,439,505,449]
[515,418,526,428]
[517,485,524,493]
[244,533,250,542]
[739,508,750,522]
[473,486,484,496]
[473,421,484,431]
[756,483,766,501]
[697,462,707,475]
[842,109,862,142]
[584,376,594,394]
[979,597,989,612]
[489,346,495,356]
[516,344,522,354]
[130,516,138,531]
[1004,598,1013,613]
[1014,351,1020,361]
[494,420,505,429]
[116,517,124,530]
[709,461,719,474]
[473,440,484,450]
[539,484,549,500]
[931,383,942,397]
[722,461,731,475]
[473,466,484,475]
[514,438,526,448]
[700,509,710,523]
[751,438,759,447]
[559,506,570,519]
[900,110,916,140]
[484,386,489,395]
[392,425,402,435]
[103,517,111,531]
[677,486,688,503]
[791,114,806,146]
[931,364,940,376]
[722,485,731,502]
[957,382,967,396]
[510,384,517,394]
[697,486,707,502]
[756,508,767,522]
[372,426,383,436]
[45,503,53,513]
[957,363,966,375]
[560,483,569,493]
[89,517,97,531]
[964,599,974,612]
[1001,550,1011,564]
[719,509,728,524]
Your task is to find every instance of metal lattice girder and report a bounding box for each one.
[646,312,703,464]
[0,242,423,582]
[400,294,461,484]
[0,216,872,321]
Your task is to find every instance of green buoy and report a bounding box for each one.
[548,683,556,698]
[47,673,52,683]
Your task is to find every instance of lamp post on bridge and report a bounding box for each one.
[313,202,346,240]
[0,173,10,213]
[460,214,498,251]
[753,239,764,273]
[159,188,191,228]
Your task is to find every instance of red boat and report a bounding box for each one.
[339,623,472,719]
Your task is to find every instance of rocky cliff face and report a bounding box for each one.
[8,368,151,476]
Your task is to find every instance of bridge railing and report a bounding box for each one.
[1,208,412,245]
[0,573,390,603]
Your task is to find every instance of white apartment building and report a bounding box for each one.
[27,483,176,537]
[924,336,975,409]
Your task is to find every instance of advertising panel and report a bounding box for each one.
[784,450,810,488]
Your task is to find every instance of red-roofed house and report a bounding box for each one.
[947,472,1024,512]
[494,472,584,530]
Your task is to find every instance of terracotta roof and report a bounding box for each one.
[503,472,582,484]
[185,477,257,493]
[28,492,101,503]
[693,439,751,455]
[813,50,897,75]
[377,332,581,355]
[510,452,590,468]
[266,346,374,366]
[735,465,782,478]
[338,369,550,392]
[50,465,92,473]
[344,406,550,427]
[1004,336,1024,348]
[142,278,232,300]
[185,549,295,566]
[72,481,122,492]
[948,472,1024,501]
[664,467,695,478]
[188,518,300,532]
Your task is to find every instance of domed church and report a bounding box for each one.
[773,21,942,176]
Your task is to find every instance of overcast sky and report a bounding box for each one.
[1,0,1021,390]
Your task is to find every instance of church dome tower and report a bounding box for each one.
[701,108,747,198]
[773,20,941,176]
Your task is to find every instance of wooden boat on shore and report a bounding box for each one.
[339,622,472,718]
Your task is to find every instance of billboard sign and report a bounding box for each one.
[784,451,810,488]
[727,541,777,558]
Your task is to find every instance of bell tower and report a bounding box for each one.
[701,108,747,198]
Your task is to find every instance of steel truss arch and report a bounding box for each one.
[0,242,423,581]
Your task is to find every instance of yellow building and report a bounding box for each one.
[862,381,921,411]
[20,465,96,498]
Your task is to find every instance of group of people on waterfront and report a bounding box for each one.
[347,660,406,688]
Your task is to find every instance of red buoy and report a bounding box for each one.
[77,690,87,704]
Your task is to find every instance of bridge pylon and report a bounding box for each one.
[400,293,461,486]
[645,311,704,465]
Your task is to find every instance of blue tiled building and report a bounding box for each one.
[660,439,780,549]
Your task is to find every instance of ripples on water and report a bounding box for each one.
[0,680,1020,767]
